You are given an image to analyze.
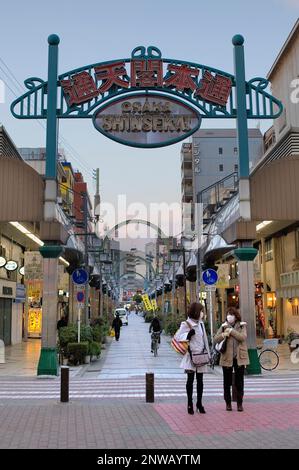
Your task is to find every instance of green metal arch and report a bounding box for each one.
[105,219,166,239]
[119,272,147,281]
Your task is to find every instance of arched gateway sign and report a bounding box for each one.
[11,34,283,377]
[11,39,282,153]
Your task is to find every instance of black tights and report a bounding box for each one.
[186,372,203,407]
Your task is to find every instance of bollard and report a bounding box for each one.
[0,340,5,364]
[60,366,69,403]
[232,372,237,402]
[146,373,154,403]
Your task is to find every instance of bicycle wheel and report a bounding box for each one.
[153,340,158,357]
[259,349,279,371]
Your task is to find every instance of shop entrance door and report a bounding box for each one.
[0,298,12,345]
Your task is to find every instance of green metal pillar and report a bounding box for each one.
[233,35,261,375]
[37,35,61,376]
[45,34,59,179]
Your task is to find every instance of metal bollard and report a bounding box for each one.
[60,366,69,403]
[146,373,154,403]
[232,372,237,402]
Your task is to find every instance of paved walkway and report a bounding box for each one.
[0,339,41,377]
[1,315,299,448]
[84,312,186,379]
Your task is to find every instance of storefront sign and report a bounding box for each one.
[28,308,42,336]
[142,294,153,311]
[24,252,43,281]
[4,260,18,272]
[93,94,201,148]
[16,283,26,303]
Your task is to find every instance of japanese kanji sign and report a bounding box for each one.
[60,55,232,108]
[11,44,283,129]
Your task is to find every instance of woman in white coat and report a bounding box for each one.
[175,303,210,415]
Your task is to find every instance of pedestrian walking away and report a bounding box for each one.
[214,306,249,412]
[175,302,210,415]
[57,313,68,330]
[149,315,162,353]
[112,313,123,342]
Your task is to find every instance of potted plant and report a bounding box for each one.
[67,342,89,365]
[89,341,101,361]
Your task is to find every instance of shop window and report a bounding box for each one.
[292,305,299,316]
[265,239,273,261]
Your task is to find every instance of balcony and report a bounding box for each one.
[280,270,299,287]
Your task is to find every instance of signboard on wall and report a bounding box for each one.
[24,252,43,281]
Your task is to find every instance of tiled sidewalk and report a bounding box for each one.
[0,398,298,449]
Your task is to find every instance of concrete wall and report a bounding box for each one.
[192,129,263,196]
[268,24,299,140]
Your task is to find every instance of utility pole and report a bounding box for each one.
[94,168,100,219]
[83,191,89,323]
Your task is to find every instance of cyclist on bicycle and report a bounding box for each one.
[149,315,162,353]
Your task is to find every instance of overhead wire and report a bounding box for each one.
[0,56,94,178]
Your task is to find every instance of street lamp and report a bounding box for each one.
[169,249,181,315]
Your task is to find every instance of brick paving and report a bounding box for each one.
[0,398,299,449]
[0,314,299,448]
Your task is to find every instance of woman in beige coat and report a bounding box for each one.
[214,307,249,412]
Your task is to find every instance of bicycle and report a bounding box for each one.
[151,332,161,357]
[257,338,279,371]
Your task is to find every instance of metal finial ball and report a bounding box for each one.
[232,34,244,46]
[48,34,60,45]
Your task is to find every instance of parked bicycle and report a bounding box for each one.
[257,338,279,371]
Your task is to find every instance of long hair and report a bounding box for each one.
[187,302,204,320]
[226,306,241,322]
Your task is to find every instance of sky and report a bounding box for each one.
[0,0,298,249]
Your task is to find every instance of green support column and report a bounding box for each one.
[37,246,62,376]
[37,35,61,376]
[45,34,59,179]
[233,35,261,375]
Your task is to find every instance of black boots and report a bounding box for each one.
[226,402,232,411]
[196,404,206,414]
[187,404,194,415]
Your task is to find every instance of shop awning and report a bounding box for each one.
[204,235,235,263]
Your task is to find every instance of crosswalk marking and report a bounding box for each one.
[1,376,299,399]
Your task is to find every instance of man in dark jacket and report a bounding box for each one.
[112,313,123,341]
[149,316,162,352]
[57,314,68,330]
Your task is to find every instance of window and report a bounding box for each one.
[219,164,224,172]
[234,164,238,172]
[219,147,223,155]
[265,239,273,261]
[234,147,238,155]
